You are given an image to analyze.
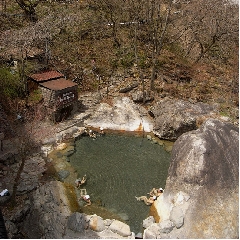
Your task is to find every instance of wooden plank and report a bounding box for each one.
[80,189,87,196]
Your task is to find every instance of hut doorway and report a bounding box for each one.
[55,105,73,122]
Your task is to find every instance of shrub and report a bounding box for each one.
[28,89,43,104]
[0,67,24,98]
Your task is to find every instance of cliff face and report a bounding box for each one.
[22,181,133,239]
[150,119,239,238]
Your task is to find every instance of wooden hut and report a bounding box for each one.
[28,70,78,122]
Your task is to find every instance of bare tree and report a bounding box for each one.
[127,0,173,90]
[179,0,239,63]
[1,0,6,12]
[148,0,173,90]
[15,0,41,21]
[88,0,126,48]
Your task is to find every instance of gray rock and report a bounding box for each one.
[159,220,175,233]
[169,206,184,228]
[152,99,218,140]
[42,137,56,145]
[22,181,72,238]
[5,220,18,239]
[109,219,131,237]
[135,232,143,238]
[96,228,128,239]
[143,223,160,239]
[0,151,17,165]
[62,146,75,157]
[119,83,138,93]
[67,212,85,233]
[0,193,11,204]
[17,155,47,195]
[143,216,155,229]
[132,91,154,103]
[59,127,79,140]
[159,119,239,239]
[58,170,70,180]
[11,203,31,223]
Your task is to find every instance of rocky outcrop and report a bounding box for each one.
[40,126,85,157]
[22,181,72,238]
[152,98,219,140]
[21,181,134,239]
[144,119,239,238]
[84,97,153,132]
[17,154,47,195]
[0,152,47,207]
[132,91,154,103]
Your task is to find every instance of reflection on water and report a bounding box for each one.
[69,133,171,233]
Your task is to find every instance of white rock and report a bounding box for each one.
[143,216,155,229]
[56,143,67,150]
[109,220,131,237]
[41,145,53,157]
[84,97,153,132]
[169,206,184,229]
[143,223,160,239]
[159,220,175,233]
[89,214,106,232]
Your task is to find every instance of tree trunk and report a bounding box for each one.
[150,54,157,91]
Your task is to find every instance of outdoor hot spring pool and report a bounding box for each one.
[68,132,171,234]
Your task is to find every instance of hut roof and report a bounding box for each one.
[30,70,65,82]
[39,78,77,91]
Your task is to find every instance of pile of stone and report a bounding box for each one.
[67,212,133,239]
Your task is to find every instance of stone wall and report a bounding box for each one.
[40,86,56,108]
[40,86,78,121]
[40,86,78,110]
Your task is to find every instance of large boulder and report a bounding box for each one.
[22,181,73,238]
[152,98,219,140]
[67,212,85,233]
[89,214,106,232]
[109,219,132,237]
[17,154,47,195]
[148,119,238,238]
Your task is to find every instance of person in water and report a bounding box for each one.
[89,130,97,139]
[99,127,105,135]
[149,187,164,197]
[75,175,87,188]
[135,195,157,205]
[80,194,91,206]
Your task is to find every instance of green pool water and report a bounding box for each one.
[68,133,171,233]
